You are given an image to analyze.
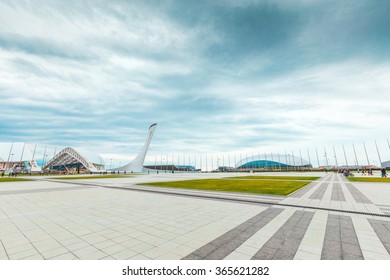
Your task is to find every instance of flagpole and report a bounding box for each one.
[363,142,370,166]
[333,146,338,169]
[6,142,14,173]
[375,140,382,168]
[342,144,349,168]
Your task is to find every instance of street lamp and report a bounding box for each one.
[10,153,14,171]
[110,159,113,170]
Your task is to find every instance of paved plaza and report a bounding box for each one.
[0,172,390,260]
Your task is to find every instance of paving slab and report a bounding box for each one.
[0,172,390,260]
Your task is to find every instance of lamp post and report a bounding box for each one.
[324,148,329,172]
[10,153,14,172]
[6,142,14,173]
[110,159,113,170]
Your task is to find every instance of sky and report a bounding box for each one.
[0,0,389,167]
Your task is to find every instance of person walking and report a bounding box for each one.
[381,168,387,178]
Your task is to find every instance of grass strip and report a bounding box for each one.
[54,175,134,180]
[0,178,31,182]
[229,176,320,181]
[347,177,390,183]
[139,179,310,196]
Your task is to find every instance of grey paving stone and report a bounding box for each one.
[331,183,346,202]
[251,245,278,260]
[266,238,285,249]
[289,181,318,198]
[342,243,362,257]
[345,184,373,204]
[309,183,328,200]
[181,254,204,260]
[325,231,341,242]
[182,207,283,260]
[368,219,390,254]
[322,240,342,260]
[341,233,359,246]
[273,249,294,260]
[252,211,313,260]
[290,228,307,239]
[281,238,302,252]
[342,253,364,260]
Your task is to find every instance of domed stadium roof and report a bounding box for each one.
[236,153,311,169]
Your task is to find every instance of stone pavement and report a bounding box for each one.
[0,172,389,260]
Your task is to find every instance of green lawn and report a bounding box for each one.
[0,177,31,182]
[229,175,320,181]
[53,175,135,180]
[347,177,390,183]
[139,178,311,196]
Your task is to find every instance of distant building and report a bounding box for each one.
[236,154,311,171]
[382,161,390,169]
[0,124,157,174]
[144,165,197,172]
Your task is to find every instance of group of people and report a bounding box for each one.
[359,168,373,175]
[337,168,388,177]
[342,169,351,177]
[1,171,18,177]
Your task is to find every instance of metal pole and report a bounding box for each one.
[299,150,303,171]
[292,150,296,171]
[363,142,370,166]
[194,154,196,171]
[32,144,37,161]
[324,147,329,170]
[19,143,26,164]
[387,138,390,151]
[315,148,320,168]
[375,140,382,167]
[333,146,338,168]
[342,145,349,167]
[278,152,281,171]
[307,149,312,170]
[353,144,359,167]
[6,142,14,172]
[285,151,289,171]
[42,145,47,169]
[271,152,274,171]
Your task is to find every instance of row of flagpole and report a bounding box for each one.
[3,138,390,172]
[147,139,390,172]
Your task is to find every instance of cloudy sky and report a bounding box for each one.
[1,0,389,166]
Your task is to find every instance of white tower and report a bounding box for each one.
[113,123,157,173]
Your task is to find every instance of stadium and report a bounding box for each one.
[236,154,312,171]
[0,124,157,174]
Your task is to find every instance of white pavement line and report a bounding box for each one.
[364,203,384,215]
[294,210,328,260]
[318,182,333,209]
[352,215,390,260]
[281,180,324,208]
[224,207,296,260]
[340,181,365,212]
[343,182,383,214]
